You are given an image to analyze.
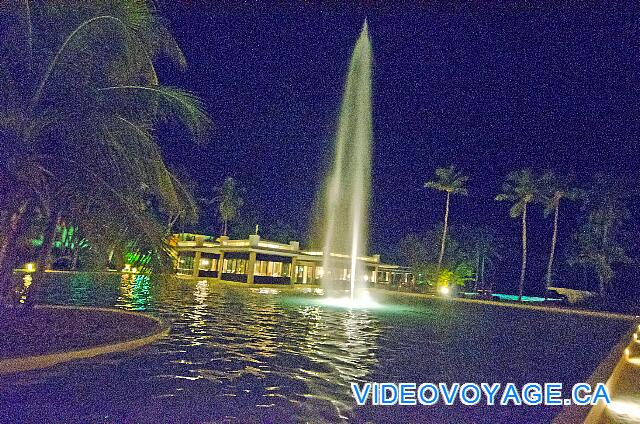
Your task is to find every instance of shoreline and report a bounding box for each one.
[0,305,169,375]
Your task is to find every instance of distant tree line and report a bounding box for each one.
[398,166,636,300]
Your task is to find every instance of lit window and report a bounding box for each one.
[199,257,217,271]
[237,259,246,274]
[177,253,195,273]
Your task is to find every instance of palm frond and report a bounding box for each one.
[1,1,206,276]
[425,165,469,195]
[96,85,210,142]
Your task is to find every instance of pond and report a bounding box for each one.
[0,273,630,423]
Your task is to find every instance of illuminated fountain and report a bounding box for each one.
[320,21,376,308]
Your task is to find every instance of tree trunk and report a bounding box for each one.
[25,210,60,305]
[600,209,612,297]
[71,247,79,270]
[487,259,493,294]
[545,204,560,299]
[519,203,528,302]
[223,220,228,236]
[437,192,450,275]
[598,266,607,297]
[481,256,486,291]
[473,249,480,291]
[0,201,28,299]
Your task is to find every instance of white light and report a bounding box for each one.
[257,288,279,294]
[363,275,369,281]
[320,291,378,309]
[439,286,450,296]
[627,357,640,366]
[607,399,640,421]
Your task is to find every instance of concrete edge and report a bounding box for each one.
[370,288,638,321]
[371,288,639,423]
[0,305,170,375]
[552,324,637,423]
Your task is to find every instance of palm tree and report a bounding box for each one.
[572,175,632,296]
[215,177,244,236]
[468,227,502,293]
[495,169,538,301]
[539,172,579,295]
[424,165,468,276]
[0,1,209,303]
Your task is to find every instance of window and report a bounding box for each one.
[177,253,194,274]
[224,258,233,273]
[199,257,217,271]
[237,259,246,274]
[223,258,248,274]
[254,260,291,277]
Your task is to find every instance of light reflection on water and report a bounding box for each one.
[0,273,631,423]
[13,274,381,422]
[117,274,152,311]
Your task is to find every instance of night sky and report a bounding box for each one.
[155,3,639,290]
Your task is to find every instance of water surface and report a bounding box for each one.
[0,274,629,423]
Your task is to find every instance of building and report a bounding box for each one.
[170,233,412,287]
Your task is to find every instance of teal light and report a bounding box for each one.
[463,292,561,302]
[493,293,548,302]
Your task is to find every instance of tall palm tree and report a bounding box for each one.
[0,1,209,302]
[495,169,538,301]
[215,177,244,236]
[539,172,579,295]
[424,165,468,276]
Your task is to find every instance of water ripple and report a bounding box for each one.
[0,274,629,423]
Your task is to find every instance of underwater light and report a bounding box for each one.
[320,291,378,309]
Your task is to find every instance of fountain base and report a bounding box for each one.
[320,291,379,309]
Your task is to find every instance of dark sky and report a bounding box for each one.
[156,3,639,274]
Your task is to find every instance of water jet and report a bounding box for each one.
[321,20,375,308]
